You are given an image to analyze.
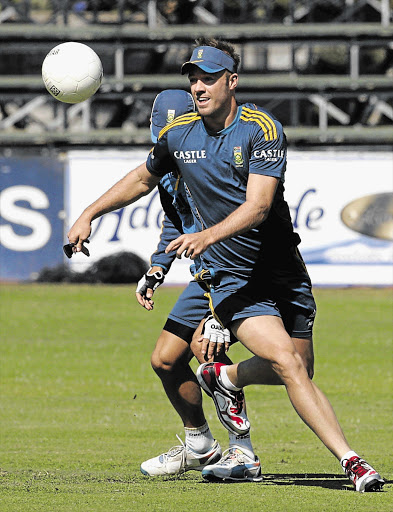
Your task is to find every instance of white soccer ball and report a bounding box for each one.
[42,42,103,104]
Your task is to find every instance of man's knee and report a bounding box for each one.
[190,332,234,365]
[272,350,308,383]
[151,332,192,374]
[151,349,174,374]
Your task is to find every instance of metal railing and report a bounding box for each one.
[0,3,391,147]
[0,0,391,26]
[1,76,392,147]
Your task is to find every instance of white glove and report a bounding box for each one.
[201,314,231,344]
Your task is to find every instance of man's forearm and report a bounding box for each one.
[202,200,270,246]
[165,174,278,259]
[165,200,270,259]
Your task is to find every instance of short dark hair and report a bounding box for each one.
[193,37,240,72]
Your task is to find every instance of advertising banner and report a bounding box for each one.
[284,151,392,286]
[0,156,64,281]
[66,150,393,287]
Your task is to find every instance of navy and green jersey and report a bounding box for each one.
[146,103,296,277]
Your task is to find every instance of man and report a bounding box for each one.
[136,89,259,478]
[67,38,384,491]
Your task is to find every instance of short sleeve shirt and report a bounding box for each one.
[147,103,294,276]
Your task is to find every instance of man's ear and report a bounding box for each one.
[229,73,238,90]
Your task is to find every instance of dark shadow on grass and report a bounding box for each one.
[202,473,390,492]
[262,473,354,491]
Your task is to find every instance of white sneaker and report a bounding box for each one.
[343,455,385,492]
[202,448,263,482]
[140,436,222,476]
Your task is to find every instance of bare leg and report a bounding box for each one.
[235,336,314,384]
[191,315,314,378]
[229,315,351,460]
[151,329,206,428]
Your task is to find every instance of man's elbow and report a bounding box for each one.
[134,165,160,195]
[253,203,271,225]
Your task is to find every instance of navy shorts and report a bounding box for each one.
[209,246,317,339]
[165,246,316,342]
[165,280,210,343]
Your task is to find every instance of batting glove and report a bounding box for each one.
[201,314,231,344]
[137,267,165,297]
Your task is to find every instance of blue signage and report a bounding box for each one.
[0,156,64,280]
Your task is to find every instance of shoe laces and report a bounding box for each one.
[162,435,187,472]
[218,448,248,465]
[344,457,370,479]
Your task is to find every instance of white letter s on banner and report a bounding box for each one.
[0,186,51,251]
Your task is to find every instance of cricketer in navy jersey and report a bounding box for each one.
[147,102,295,278]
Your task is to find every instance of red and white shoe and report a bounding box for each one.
[343,456,385,492]
[196,362,250,436]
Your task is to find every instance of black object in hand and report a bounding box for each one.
[63,243,75,258]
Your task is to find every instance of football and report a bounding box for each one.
[42,42,103,104]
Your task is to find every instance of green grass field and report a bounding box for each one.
[1,284,392,512]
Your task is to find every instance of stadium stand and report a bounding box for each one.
[0,0,392,148]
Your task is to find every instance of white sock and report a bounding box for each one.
[340,450,359,468]
[228,432,255,459]
[185,422,215,453]
[219,365,242,391]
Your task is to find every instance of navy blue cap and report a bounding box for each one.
[181,46,236,75]
[150,89,195,142]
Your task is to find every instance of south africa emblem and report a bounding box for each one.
[233,146,244,167]
[166,109,176,124]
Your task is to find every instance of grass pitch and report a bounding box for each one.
[1,284,392,511]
